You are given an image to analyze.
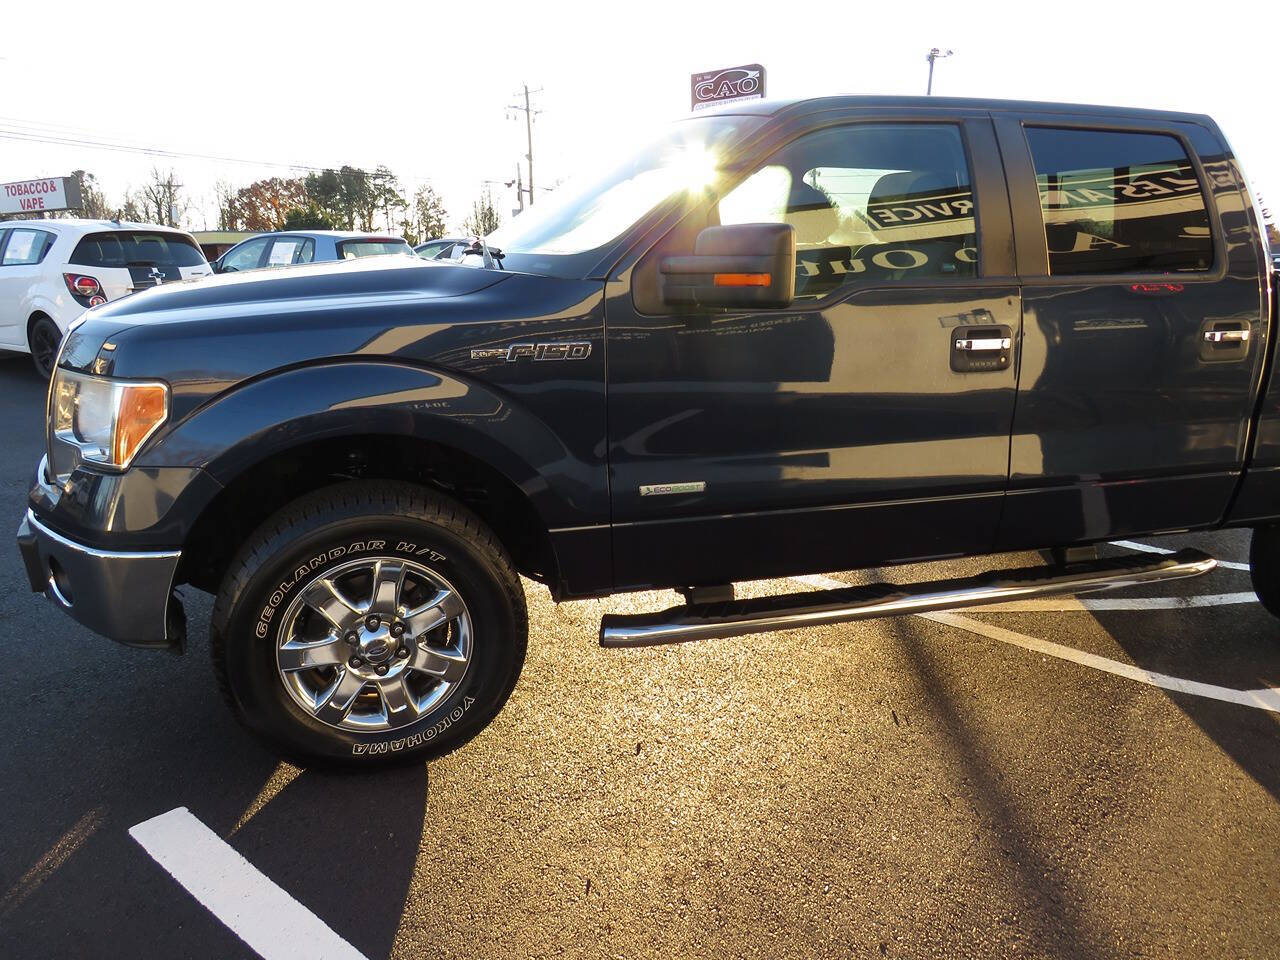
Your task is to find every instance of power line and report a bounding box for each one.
[0,121,443,185]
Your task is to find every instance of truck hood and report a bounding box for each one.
[59,255,512,381]
[72,255,506,332]
[56,255,601,424]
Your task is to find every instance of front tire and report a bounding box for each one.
[211,481,527,767]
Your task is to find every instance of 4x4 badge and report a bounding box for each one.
[471,342,592,362]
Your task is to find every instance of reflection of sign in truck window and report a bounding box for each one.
[1026,127,1213,275]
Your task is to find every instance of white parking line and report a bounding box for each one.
[130,807,367,960]
[791,573,1280,714]
[921,611,1280,713]
[1110,540,1251,571]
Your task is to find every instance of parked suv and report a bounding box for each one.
[213,231,414,273]
[0,219,211,376]
[16,97,1278,768]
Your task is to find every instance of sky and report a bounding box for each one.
[2,0,1277,233]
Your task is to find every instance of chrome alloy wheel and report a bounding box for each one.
[276,557,473,731]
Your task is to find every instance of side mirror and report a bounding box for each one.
[660,222,795,309]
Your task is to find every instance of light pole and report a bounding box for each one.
[926,48,953,95]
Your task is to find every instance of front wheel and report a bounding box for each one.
[211,481,528,767]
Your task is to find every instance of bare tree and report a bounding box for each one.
[134,167,188,227]
[69,171,113,219]
[462,187,501,237]
[215,180,241,230]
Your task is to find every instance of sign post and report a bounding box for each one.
[0,176,84,216]
[690,64,766,112]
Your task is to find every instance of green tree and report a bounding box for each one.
[411,183,448,241]
[462,187,501,237]
[283,202,337,231]
[370,166,406,234]
[346,167,379,232]
[304,169,348,228]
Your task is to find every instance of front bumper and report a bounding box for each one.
[17,509,183,650]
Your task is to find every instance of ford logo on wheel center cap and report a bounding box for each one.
[362,639,391,663]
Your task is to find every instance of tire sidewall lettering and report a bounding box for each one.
[255,538,447,638]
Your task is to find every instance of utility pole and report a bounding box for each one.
[926,48,953,95]
[507,83,541,206]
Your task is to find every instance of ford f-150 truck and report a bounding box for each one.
[16,96,1279,766]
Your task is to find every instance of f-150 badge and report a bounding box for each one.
[471,342,592,361]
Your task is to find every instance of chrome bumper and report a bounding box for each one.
[16,509,183,650]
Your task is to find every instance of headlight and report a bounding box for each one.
[48,369,169,474]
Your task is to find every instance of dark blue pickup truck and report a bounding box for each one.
[17,96,1278,765]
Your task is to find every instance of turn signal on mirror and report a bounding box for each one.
[712,273,771,287]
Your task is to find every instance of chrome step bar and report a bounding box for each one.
[599,549,1216,648]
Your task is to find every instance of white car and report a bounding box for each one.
[0,219,212,377]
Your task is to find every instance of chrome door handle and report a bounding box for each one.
[1203,329,1249,343]
[955,337,1011,351]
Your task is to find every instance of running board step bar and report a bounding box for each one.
[599,549,1216,648]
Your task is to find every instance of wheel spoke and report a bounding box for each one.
[378,676,420,726]
[301,578,361,632]
[369,559,407,617]
[314,668,365,725]
[403,588,465,638]
[409,644,468,684]
[278,637,345,672]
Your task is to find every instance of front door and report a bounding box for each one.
[605,115,1022,590]
[0,227,55,348]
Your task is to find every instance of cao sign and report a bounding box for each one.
[1,176,83,216]
[691,64,766,112]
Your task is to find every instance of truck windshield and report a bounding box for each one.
[488,114,766,277]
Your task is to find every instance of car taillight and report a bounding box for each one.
[64,274,108,309]
[64,273,102,297]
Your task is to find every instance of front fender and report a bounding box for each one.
[135,360,604,529]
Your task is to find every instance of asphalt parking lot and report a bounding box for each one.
[0,351,1277,960]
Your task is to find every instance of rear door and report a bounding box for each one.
[993,113,1266,548]
[606,111,1023,589]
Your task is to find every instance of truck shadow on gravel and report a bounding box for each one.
[1095,600,1280,804]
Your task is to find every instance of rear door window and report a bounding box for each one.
[1024,127,1213,275]
[265,237,315,267]
[70,231,207,268]
[716,123,978,299]
[1,228,55,265]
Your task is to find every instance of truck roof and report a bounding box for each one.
[701,95,1215,127]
